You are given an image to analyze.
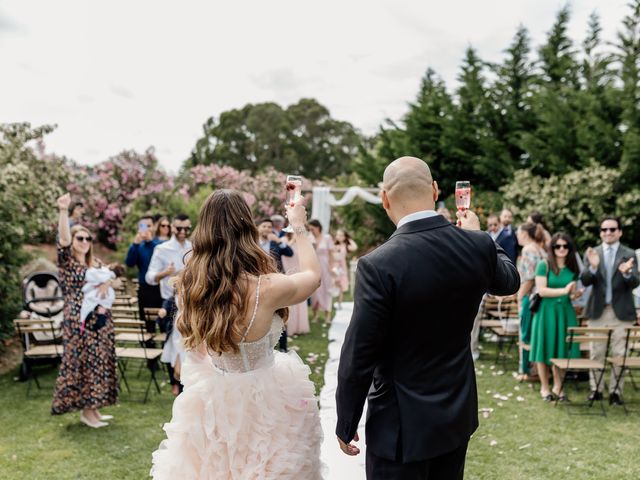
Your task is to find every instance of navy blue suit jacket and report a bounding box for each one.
[268,240,293,273]
[496,227,518,263]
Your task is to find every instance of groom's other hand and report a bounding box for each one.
[456,209,481,231]
[337,432,361,456]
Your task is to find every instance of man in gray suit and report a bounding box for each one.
[580,216,640,405]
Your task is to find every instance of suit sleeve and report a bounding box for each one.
[487,241,520,296]
[335,256,390,444]
[125,243,139,268]
[278,243,293,257]
[580,252,598,286]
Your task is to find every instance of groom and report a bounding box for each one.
[335,157,519,479]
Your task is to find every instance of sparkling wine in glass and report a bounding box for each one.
[455,181,471,211]
[282,175,303,233]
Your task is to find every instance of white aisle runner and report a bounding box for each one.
[319,302,367,479]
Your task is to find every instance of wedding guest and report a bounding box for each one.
[486,214,500,241]
[282,232,310,336]
[68,201,85,228]
[125,216,163,329]
[146,213,192,396]
[80,262,125,334]
[270,214,286,238]
[257,217,293,350]
[436,206,453,223]
[530,233,582,402]
[581,216,639,405]
[51,193,118,428]
[516,222,547,380]
[332,229,358,309]
[496,208,518,263]
[308,219,335,324]
[527,211,552,247]
[154,215,171,242]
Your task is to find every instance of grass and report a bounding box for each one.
[466,341,640,479]
[2,318,639,479]
[0,315,330,480]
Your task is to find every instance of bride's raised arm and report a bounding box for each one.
[268,202,321,308]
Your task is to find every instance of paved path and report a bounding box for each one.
[319,302,366,479]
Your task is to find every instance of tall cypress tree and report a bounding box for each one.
[403,68,456,187]
[615,0,640,185]
[521,5,581,175]
[492,26,538,170]
[575,12,622,168]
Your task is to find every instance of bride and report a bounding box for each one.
[151,190,323,479]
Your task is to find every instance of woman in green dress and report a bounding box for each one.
[530,232,582,401]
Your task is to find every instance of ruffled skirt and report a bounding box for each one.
[150,350,323,479]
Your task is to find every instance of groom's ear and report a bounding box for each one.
[432,181,439,203]
[381,190,390,210]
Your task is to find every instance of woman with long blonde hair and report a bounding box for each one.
[52,193,118,428]
[151,189,323,479]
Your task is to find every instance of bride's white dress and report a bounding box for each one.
[151,277,323,479]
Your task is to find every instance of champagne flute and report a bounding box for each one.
[282,175,303,233]
[455,181,471,212]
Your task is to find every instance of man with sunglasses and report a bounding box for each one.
[581,216,640,405]
[146,213,193,395]
[125,215,163,334]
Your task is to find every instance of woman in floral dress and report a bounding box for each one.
[51,193,118,428]
[515,222,547,380]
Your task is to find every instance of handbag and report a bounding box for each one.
[528,260,549,314]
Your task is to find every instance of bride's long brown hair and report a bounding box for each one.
[176,189,288,354]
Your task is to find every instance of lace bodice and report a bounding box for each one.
[210,276,284,373]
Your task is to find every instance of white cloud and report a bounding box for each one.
[0,0,630,173]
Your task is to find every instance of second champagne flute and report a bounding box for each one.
[455,181,471,212]
[282,175,303,233]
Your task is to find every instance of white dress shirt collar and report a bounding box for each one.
[602,241,620,253]
[397,210,438,229]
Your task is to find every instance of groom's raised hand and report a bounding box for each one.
[337,432,360,456]
[456,209,481,231]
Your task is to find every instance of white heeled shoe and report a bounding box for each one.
[99,414,113,421]
[80,412,109,428]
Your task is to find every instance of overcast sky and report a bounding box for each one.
[0,0,630,173]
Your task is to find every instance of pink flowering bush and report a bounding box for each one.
[67,148,174,247]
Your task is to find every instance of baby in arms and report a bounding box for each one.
[81,263,125,333]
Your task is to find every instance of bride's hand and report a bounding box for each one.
[337,432,360,456]
[285,201,307,229]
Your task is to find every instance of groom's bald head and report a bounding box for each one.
[383,156,434,202]
[381,156,439,225]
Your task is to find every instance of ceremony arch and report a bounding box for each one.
[310,186,382,233]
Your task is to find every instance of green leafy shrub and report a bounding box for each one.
[501,163,640,249]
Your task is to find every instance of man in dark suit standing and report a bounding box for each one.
[495,208,517,263]
[580,216,639,405]
[335,157,520,480]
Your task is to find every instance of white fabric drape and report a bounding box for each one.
[310,186,382,232]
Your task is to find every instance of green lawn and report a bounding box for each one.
[2,323,639,479]
[0,317,329,480]
[466,343,640,479]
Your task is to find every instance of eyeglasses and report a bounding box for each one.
[74,235,92,243]
[160,223,170,228]
[552,244,569,251]
[600,227,618,233]
[175,226,191,232]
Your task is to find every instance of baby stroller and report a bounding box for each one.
[17,271,65,382]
